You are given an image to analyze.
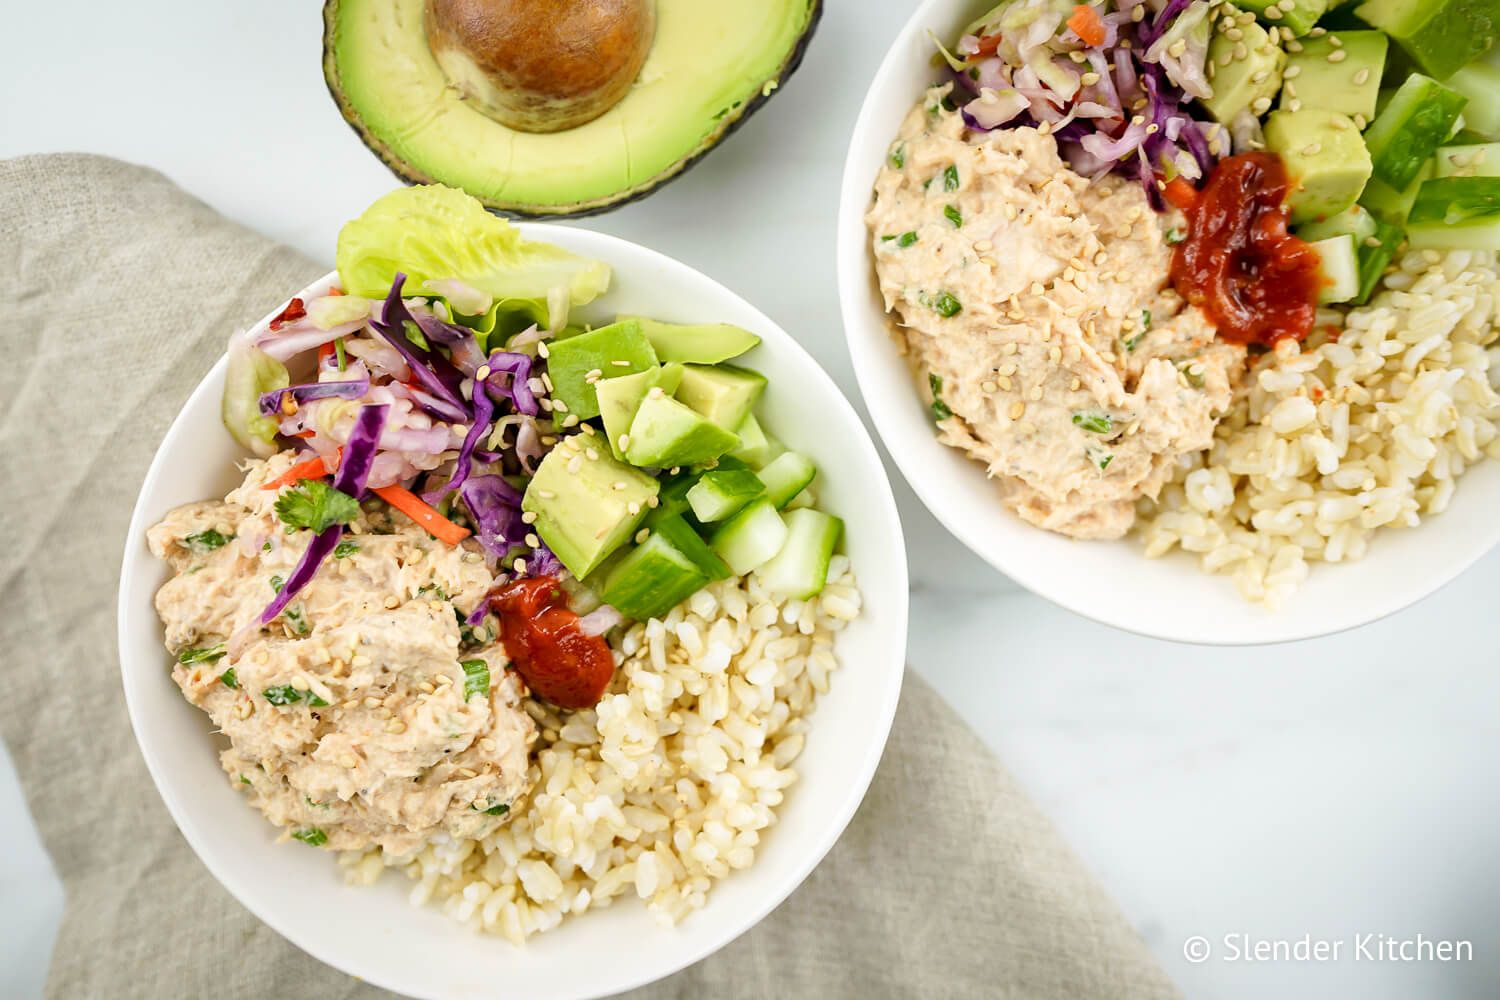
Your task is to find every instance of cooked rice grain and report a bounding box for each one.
[1140,249,1500,607]
[339,560,862,941]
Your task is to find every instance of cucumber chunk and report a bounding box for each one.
[1406,176,1500,249]
[756,451,818,509]
[597,532,707,622]
[1361,160,1433,224]
[1435,142,1500,177]
[1296,204,1379,243]
[1355,219,1406,304]
[1446,62,1500,139]
[757,509,844,601]
[1364,74,1469,190]
[646,473,701,527]
[1355,0,1500,80]
[650,514,731,581]
[687,468,766,522]
[710,499,788,576]
[1310,235,1360,303]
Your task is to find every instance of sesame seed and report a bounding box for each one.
[541,372,555,392]
[1284,65,1302,79]
[386,720,406,735]
[1364,235,1383,247]
[610,359,632,367]
[646,495,660,508]
[521,510,538,524]
[1132,3,1145,20]
[627,501,641,515]
[536,489,556,500]
[340,754,358,768]
[1321,29,1336,41]
[1263,4,1282,18]
[974,239,994,252]
[562,414,580,427]
[1302,142,1322,156]
[1353,67,1370,85]
[585,447,600,461]
[475,364,492,381]
[1145,123,1160,135]
[579,423,596,436]
[524,532,540,548]
[981,256,998,267]
[1069,49,1088,63]
[1286,39,1303,52]
[567,455,582,474]
[1250,70,1269,85]
[1251,97,1272,115]
[1028,385,1044,401]
[1130,114,1146,126]
[1081,72,1101,86]
[1225,27,1244,41]
[618,434,631,450]
[1284,81,1298,98]
[1288,98,1304,113]
[634,528,650,544]
[513,557,527,574]
[536,341,550,358]
[981,380,997,393]
[1008,401,1025,420]
[1217,50,1234,67]
[1353,113,1368,129]
[552,398,569,412]
[1327,49,1347,62]
[1167,39,1187,58]
[997,375,1014,391]
[1037,121,1053,135]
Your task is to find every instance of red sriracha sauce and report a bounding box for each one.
[269,296,307,331]
[1168,153,1324,347]
[489,577,614,710]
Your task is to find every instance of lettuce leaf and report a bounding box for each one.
[223,339,289,457]
[335,185,611,338]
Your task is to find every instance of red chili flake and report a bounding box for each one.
[269,297,307,331]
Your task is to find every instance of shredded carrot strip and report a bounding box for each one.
[1163,176,1199,213]
[261,452,336,491]
[1067,4,1106,47]
[372,485,470,546]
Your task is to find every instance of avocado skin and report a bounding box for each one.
[321,0,824,219]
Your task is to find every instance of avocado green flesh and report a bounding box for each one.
[324,0,820,216]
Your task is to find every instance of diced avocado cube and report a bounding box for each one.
[1236,0,1329,36]
[710,498,789,576]
[1309,234,1361,303]
[521,435,658,579]
[620,317,762,365]
[687,468,767,522]
[1446,63,1500,138]
[673,364,767,432]
[757,509,844,601]
[1355,218,1406,303]
[726,413,783,469]
[596,530,708,622]
[1264,109,1373,223]
[1296,203,1379,242]
[1406,175,1500,249]
[649,514,731,581]
[1204,21,1286,124]
[757,450,818,509]
[1364,74,1469,190]
[543,320,659,421]
[1279,31,1386,120]
[597,363,684,461]
[1436,142,1500,176]
[624,391,740,469]
[1356,0,1500,79]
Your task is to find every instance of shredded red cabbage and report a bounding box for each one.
[257,370,370,417]
[370,274,471,420]
[481,350,539,417]
[260,404,388,626]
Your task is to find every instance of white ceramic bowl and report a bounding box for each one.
[837,0,1500,645]
[118,225,908,999]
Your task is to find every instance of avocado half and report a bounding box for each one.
[323,0,823,218]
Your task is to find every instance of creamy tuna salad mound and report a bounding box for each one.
[869,88,1243,539]
[148,451,536,855]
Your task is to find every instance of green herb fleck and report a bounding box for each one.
[931,292,963,318]
[239,774,252,786]
[284,605,310,637]
[1123,332,1144,352]
[461,659,490,701]
[333,539,359,558]
[275,479,361,534]
[291,828,327,847]
[306,692,329,708]
[883,231,918,248]
[922,176,934,190]
[1179,362,1206,388]
[942,165,960,192]
[1141,309,1152,331]
[1097,453,1114,470]
[1072,411,1114,434]
[219,667,238,689]
[940,93,958,113]
[929,374,953,421]
[305,796,331,810]
[402,319,430,352]
[969,67,980,80]
[178,643,226,665]
[183,529,231,552]
[889,144,905,169]
[334,338,347,372]
[943,204,963,228]
[269,575,284,594]
[262,685,303,707]
[262,541,272,552]
[474,801,511,816]
[1165,227,1186,246]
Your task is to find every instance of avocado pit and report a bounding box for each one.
[424,0,655,133]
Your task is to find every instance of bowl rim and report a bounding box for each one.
[835,0,1500,647]
[117,223,909,999]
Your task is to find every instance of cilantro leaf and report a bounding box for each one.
[275,480,361,534]
[291,828,327,847]
[178,643,226,665]
[184,529,232,552]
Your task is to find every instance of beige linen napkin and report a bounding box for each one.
[0,154,1178,1000]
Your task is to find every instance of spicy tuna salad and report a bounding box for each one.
[869,0,1500,604]
[150,185,862,939]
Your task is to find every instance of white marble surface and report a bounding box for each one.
[5,1,1499,997]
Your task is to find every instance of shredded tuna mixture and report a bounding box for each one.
[148,452,536,854]
[869,90,1243,539]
